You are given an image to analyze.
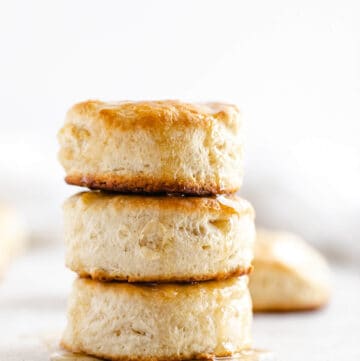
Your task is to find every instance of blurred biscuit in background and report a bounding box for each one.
[250,229,331,312]
[0,204,26,278]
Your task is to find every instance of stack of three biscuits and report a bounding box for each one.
[58,100,256,361]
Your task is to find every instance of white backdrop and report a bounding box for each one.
[0,0,359,260]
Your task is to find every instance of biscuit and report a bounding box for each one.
[64,192,255,282]
[58,100,243,195]
[249,229,331,312]
[0,205,25,278]
[61,277,252,361]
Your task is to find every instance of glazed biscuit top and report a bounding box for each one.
[74,276,249,299]
[66,192,254,217]
[64,100,241,131]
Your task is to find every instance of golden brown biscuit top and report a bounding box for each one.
[66,191,254,217]
[65,100,241,130]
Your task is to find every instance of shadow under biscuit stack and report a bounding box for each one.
[57,100,267,361]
